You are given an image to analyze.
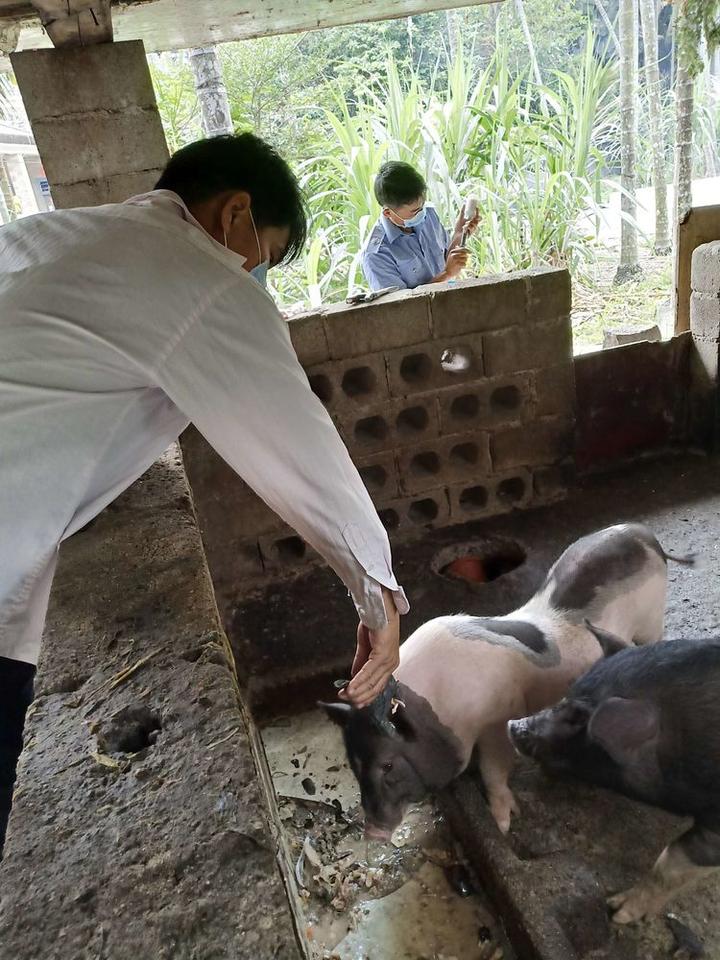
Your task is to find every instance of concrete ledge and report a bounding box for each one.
[0,447,300,960]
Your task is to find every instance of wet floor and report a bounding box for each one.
[261,710,510,960]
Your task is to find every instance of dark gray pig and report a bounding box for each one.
[508,629,720,923]
[322,523,692,840]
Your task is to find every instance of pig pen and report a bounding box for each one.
[3,253,720,960]
[179,258,720,960]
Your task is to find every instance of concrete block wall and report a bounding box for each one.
[181,269,574,621]
[11,41,169,209]
[689,241,720,450]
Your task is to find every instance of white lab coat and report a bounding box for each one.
[0,190,407,664]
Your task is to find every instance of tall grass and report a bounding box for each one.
[270,29,618,308]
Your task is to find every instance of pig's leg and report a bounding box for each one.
[632,577,667,645]
[609,822,720,923]
[478,724,519,834]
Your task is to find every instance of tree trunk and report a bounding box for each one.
[639,0,671,253]
[593,0,620,56]
[188,46,233,138]
[673,43,694,231]
[514,0,543,86]
[615,0,642,283]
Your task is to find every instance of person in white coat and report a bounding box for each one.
[0,133,407,849]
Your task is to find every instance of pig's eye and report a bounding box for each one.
[382,761,393,773]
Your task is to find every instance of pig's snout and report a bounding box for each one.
[364,822,393,842]
[507,717,534,756]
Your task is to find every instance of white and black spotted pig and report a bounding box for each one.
[323,523,693,839]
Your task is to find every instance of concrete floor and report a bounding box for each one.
[249,453,720,959]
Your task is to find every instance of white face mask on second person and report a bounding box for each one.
[223,208,270,288]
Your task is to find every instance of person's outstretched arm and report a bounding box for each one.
[154,275,408,707]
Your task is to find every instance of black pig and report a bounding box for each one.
[508,628,720,923]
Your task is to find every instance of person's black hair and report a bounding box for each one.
[155,132,307,263]
[373,161,427,208]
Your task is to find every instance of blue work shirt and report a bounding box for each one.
[361,206,449,291]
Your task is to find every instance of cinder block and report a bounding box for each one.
[490,469,533,513]
[322,290,432,359]
[484,318,572,377]
[50,169,165,208]
[429,274,526,338]
[337,395,440,455]
[377,488,450,535]
[288,312,330,365]
[355,451,400,500]
[398,434,491,496]
[385,334,483,398]
[691,241,720,294]
[526,267,572,323]
[447,481,493,520]
[533,363,576,419]
[305,353,390,413]
[690,292,720,342]
[31,109,169,186]
[491,417,574,471]
[257,530,322,573]
[11,42,159,120]
[691,336,720,383]
[438,374,530,434]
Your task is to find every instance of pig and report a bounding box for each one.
[322,523,693,840]
[508,628,720,923]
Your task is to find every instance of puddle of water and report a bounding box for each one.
[261,710,510,960]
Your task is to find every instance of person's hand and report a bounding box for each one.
[341,591,400,708]
[444,246,470,279]
[451,204,481,247]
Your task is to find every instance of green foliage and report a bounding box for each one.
[676,0,720,79]
[148,53,202,153]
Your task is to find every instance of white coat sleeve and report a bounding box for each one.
[153,277,408,630]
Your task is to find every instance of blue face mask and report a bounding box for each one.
[224,208,270,288]
[387,205,427,229]
[250,261,269,287]
[402,206,427,228]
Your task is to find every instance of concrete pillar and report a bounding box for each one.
[11,40,168,209]
[689,241,720,450]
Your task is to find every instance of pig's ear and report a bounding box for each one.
[584,620,627,658]
[318,702,352,727]
[588,697,659,764]
[389,703,417,741]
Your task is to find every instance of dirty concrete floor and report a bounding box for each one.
[248,454,720,958]
[262,712,510,960]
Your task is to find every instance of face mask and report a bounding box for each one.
[387,205,427,229]
[249,207,269,288]
[223,208,270,288]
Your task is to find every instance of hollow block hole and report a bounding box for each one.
[276,536,306,562]
[400,352,432,384]
[408,498,439,524]
[396,405,429,437]
[497,476,526,505]
[309,374,333,405]
[379,508,400,530]
[459,485,489,512]
[490,384,521,413]
[342,366,376,398]
[359,464,388,492]
[440,345,473,373]
[450,442,479,468]
[354,415,389,445]
[450,394,479,420]
[410,451,441,477]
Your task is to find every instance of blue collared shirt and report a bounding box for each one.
[361,206,449,291]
